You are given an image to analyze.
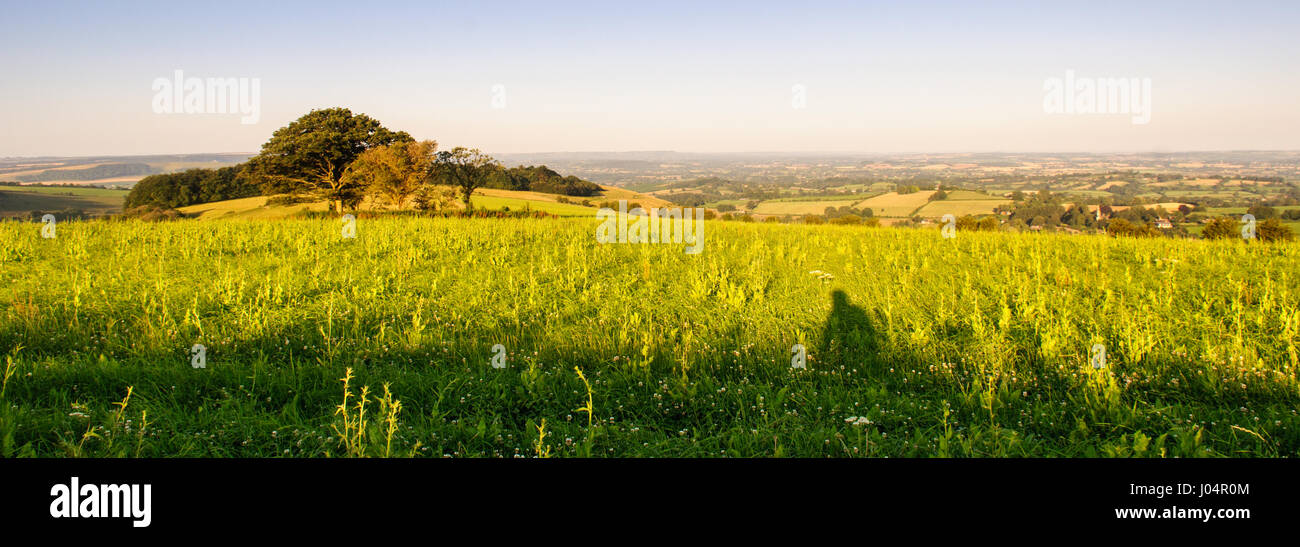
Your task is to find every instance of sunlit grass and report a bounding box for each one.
[0,216,1297,457]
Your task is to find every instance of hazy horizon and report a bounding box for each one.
[3,0,1298,157]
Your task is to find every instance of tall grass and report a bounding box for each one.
[0,216,1296,457]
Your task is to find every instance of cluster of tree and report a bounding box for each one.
[1244,205,1300,220]
[124,166,256,209]
[954,215,999,232]
[24,208,91,221]
[1202,217,1294,242]
[828,215,881,227]
[16,163,154,183]
[236,108,513,212]
[487,165,603,196]
[594,200,642,210]
[1105,218,1162,238]
[1007,191,1067,227]
[797,214,881,227]
[823,205,873,219]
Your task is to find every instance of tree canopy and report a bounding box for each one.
[432,147,501,210]
[242,108,412,212]
[125,166,255,209]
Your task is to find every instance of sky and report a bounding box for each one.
[1,0,1298,157]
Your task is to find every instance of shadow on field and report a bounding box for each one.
[818,289,885,368]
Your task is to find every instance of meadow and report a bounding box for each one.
[854,190,937,217]
[915,199,1011,218]
[0,186,129,218]
[1,215,1298,458]
[751,199,860,216]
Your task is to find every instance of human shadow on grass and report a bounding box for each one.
[817,289,887,370]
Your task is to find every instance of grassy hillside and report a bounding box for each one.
[177,186,665,220]
[855,190,937,217]
[752,199,859,216]
[1,217,1297,457]
[0,185,129,218]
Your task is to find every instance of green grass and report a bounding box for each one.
[915,199,1009,218]
[751,199,860,216]
[940,190,1001,201]
[0,186,131,198]
[1,216,1298,458]
[469,195,596,217]
[0,187,128,218]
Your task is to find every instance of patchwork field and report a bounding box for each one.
[915,199,1010,218]
[854,190,936,217]
[751,199,860,216]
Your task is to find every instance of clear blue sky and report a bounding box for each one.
[1,0,1297,156]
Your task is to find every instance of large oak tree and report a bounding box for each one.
[244,108,412,213]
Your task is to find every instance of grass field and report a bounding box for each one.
[0,186,129,218]
[470,194,596,217]
[179,196,330,220]
[1,216,1298,458]
[854,190,937,217]
[176,187,659,221]
[915,199,1009,218]
[751,199,860,216]
[939,190,1000,201]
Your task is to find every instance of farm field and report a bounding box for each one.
[854,190,936,217]
[915,199,1009,218]
[470,194,596,216]
[1,216,1297,457]
[751,199,859,216]
[0,185,129,218]
[938,189,1000,201]
[175,187,663,221]
[178,195,330,220]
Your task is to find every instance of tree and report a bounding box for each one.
[243,108,412,213]
[1201,217,1237,240]
[432,147,500,210]
[343,140,437,209]
[1247,205,1278,219]
[1106,218,1160,238]
[1257,218,1295,242]
[125,166,255,209]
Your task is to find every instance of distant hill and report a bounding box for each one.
[15,162,154,182]
[0,154,249,187]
